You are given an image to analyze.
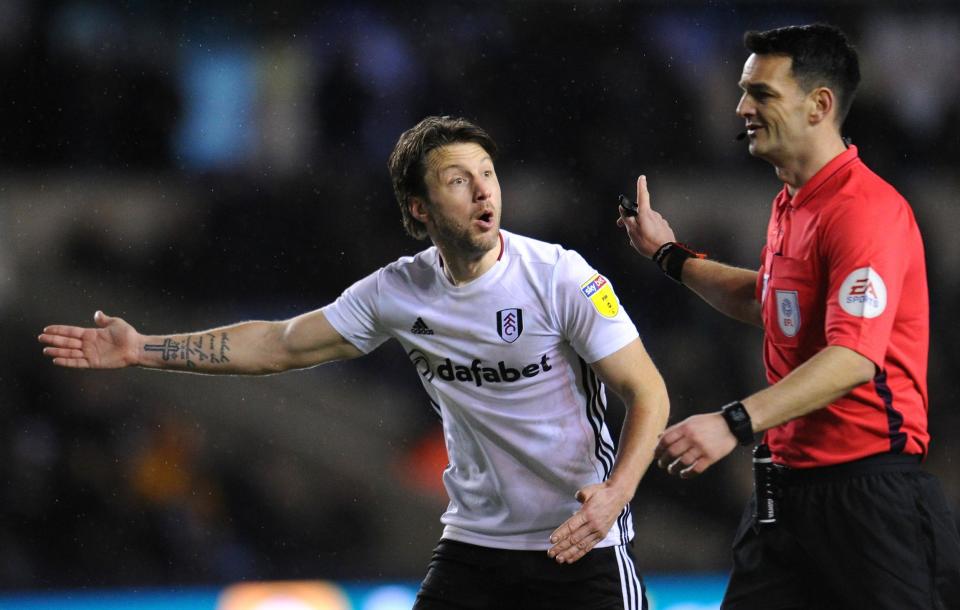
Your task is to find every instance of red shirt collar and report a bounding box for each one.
[783,144,860,210]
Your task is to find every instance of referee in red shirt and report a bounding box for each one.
[618,23,960,609]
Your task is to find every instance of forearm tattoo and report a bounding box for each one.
[144,333,231,369]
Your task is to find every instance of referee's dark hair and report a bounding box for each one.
[744,23,861,126]
[388,116,498,240]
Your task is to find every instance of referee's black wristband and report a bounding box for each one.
[651,242,706,284]
[720,401,755,446]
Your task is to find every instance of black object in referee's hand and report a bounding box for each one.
[618,194,638,217]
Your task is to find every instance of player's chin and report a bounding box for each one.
[473,226,500,248]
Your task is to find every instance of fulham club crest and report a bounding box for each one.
[496,308,523,343]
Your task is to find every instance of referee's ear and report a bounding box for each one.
[808,86,837,127]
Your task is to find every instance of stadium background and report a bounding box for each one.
[1,1,958,608]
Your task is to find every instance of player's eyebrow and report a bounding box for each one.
[437,157,493,174]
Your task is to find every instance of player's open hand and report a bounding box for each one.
[654,413,738,478]
[547,481,628,564]
[39,310,141,369]
[617,175,677,259]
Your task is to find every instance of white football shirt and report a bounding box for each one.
[323,230,640,550]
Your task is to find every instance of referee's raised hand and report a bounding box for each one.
[39,310,141,369]
[617,175,678,259]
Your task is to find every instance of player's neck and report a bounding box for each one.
[437,233,503,286]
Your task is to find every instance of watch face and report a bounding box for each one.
[723,404,753,446]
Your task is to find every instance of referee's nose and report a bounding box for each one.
[736,92,756,120]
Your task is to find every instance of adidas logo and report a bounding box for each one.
[411,317,435,335]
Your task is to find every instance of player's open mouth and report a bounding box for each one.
[746,124,764,136]
[476,211,495,229]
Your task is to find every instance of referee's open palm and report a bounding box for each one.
[39,310,140,369]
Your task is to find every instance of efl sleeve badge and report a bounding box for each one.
[579,273,620,318]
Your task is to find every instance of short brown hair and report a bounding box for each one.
[387,116,498,240]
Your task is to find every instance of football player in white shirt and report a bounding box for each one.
[39,116,669,610]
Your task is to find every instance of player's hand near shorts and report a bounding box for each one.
[548,481,630,564]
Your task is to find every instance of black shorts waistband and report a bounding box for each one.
[778,453,921,484]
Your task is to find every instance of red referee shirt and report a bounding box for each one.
[755,145,929,468]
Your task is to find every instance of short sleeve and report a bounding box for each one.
[552,250,639,364]
[321,269,392,354]
[756,243,769,304]
[822,196,909,366]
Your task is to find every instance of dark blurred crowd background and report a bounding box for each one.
[2,0,958,592]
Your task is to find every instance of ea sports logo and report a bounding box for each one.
[839,267,887,318]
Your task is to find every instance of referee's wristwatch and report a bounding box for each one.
[720,401,754,446]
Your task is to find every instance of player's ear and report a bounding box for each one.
[409,196,429,223]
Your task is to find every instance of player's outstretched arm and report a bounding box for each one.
[617,175,761,327]
[548,337,669,564]
[39,308,363,374]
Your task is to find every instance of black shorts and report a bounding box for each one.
[722,454,960,610]
[413,539,647,610]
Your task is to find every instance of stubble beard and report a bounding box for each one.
[431,212,499,261]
